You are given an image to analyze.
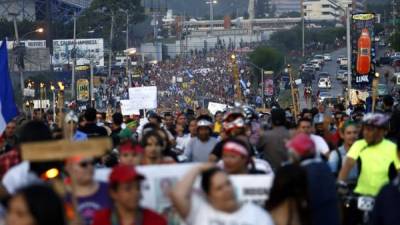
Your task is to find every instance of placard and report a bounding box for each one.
[128,86,157,109]
[208,102,227,115]
[264,79,274,96]
[120,100,140,116]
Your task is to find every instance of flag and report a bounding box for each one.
[0,39,18,134]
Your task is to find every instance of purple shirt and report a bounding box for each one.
[66,182,112,225]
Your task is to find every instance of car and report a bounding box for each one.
[377,84,388,96]
[339,64,348,70]
[323,54,332,61]
[336,69,346,80]
[310,59,321,71]
[356,29,372,74]
[318,77,331,89]
[314,54,325,63]
[342,72,349,84]
[318,91,332,102]
[337,55,345,64]
[318,72,330,78]
[379,56,392,65]
[339,58,348,66]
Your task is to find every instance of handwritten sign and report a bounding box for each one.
[208,102,227,115]
[128,86,157,109]
[120,100,140,116]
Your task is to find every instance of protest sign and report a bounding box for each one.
[94,163,273,225]
[128,86,157,109]
[207,102,227,115]
[120,100,140,116]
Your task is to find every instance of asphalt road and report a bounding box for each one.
[298,48,346,109]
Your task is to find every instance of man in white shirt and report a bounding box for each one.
[297,118,330,158]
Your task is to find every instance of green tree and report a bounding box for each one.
[248,46,284,84]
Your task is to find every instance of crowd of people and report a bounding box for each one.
[1,91,400,225]
[92,46,256,112]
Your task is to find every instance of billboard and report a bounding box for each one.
[76,79,90,102]
[52,39,104,66]
[264,79,274,96]
[351,13,376,88]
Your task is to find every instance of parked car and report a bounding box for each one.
[337,55,345,64]
[342,72,349,84]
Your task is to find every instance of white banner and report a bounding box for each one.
[208,102,227,115]
[33,100,50,109]
[128,86,157,110]
[95,163,273,225]
[120,100,140,116]
[52,39,104,66]
[1,40,47,50]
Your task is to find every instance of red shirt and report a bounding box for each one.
[92,208,167,225]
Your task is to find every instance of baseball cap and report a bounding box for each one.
[109,165,145,184]
[119,141,144,154]
[286,133,315,157]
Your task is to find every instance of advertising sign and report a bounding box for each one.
[52,39,104,66]
[76,79,89,102]
[351,13,376,88]
[264,79,274,96]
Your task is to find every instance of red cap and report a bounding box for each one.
[119,141,144,154]
[286,133,315,157]
[109,165,145,184]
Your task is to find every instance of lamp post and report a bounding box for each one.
[71,11,77,100]
[9,12,44,95]
[50,84,56,122]
[287,64,299,123]
[57,82,65,128]
[206,0,217,33]
[372,72,380,112]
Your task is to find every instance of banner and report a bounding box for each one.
[33,100,50,109]
[52,39,104,66]
[128,86,157,109]
[264,79,274,96]
[207,102,227,115]
[95,164,273,225]
[76,79,89,102]
[351,13,376,88]
[120,100,140,116]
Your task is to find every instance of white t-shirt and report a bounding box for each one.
[2,161,42,194]
[186,193,274,225]
[310,134,330,156]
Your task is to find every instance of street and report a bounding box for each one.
[298,48,346,109]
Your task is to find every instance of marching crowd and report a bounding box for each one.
[1,93,400,225]
[93,47,254,112]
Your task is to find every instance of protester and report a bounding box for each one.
[65,156,112,225]
[5,184,66,225]
[220,139,265,174]
[266,164,311,225]
[78,108,108,138]
[296,118,330,159]
[184,116,218,162]
[213,111,223,134]
[286,133,340,225]
[140,131,175,165]
[170,164,275,225]
[328,121,359,180]
[257,108,290,170]
[118,141,143,166]
[92,165,167,225]
[0,120,17,153]
[163,112,177,137]
[111,112,124,146]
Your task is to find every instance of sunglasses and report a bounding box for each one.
[79,160,95,168]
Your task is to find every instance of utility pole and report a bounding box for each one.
[210,0,213,33]
[10,13,24,94]
[71,11,77,100]
[288,65,299,123]
[346,6,352,106]
[108,12,114,78]
[301,0,305,57]
[125,12,131,87]
[261,68,265,109]
[90,59,94,108]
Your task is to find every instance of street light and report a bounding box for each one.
[206,0,218,33]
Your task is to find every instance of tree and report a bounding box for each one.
[248,46,284,80]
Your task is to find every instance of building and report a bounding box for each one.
[0,0,91,21]
[271,0,301,16]
[303,0,341,22]
[255,0,270,18]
